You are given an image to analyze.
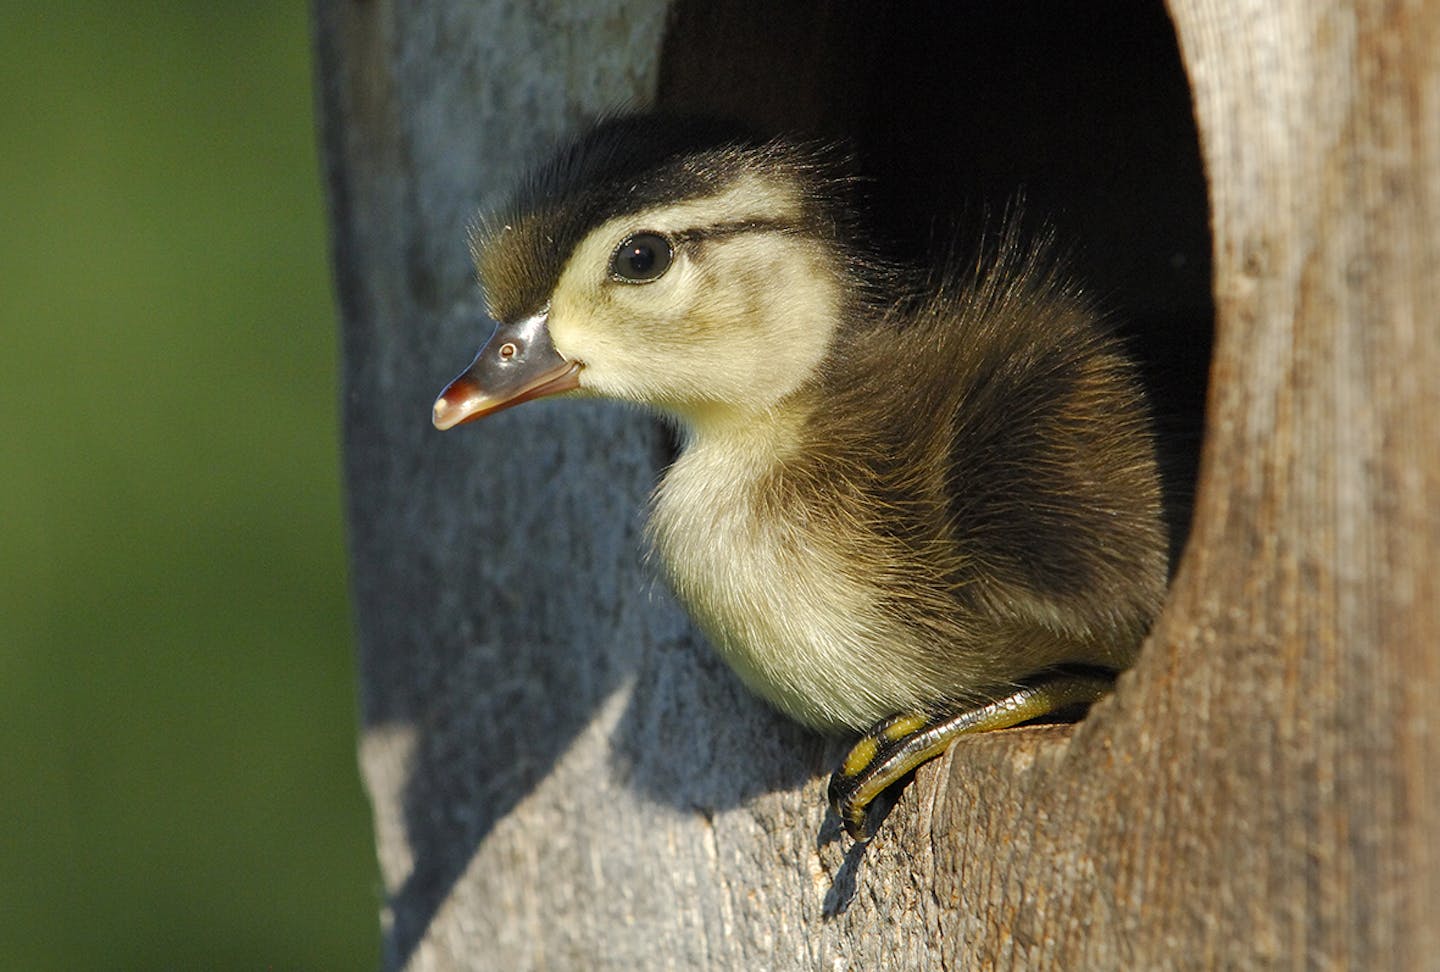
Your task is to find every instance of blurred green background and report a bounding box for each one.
[1,3,380,968]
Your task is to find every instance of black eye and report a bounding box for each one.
[610,232,673,282]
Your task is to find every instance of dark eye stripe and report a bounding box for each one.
[674,217,802,244]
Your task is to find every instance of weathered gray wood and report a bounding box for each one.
[316,0,1440,968]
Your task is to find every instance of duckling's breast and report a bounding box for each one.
[648,426,931,731]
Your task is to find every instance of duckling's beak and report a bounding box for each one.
[432,309,581,430]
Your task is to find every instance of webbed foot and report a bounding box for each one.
[827,670,1115,840]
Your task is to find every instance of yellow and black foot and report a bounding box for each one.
[827,670,1115,840]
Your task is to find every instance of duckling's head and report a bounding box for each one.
[433,116,864,433]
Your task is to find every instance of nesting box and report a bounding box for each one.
[317,2,1440,967]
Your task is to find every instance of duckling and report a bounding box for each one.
[433,115,1169,840]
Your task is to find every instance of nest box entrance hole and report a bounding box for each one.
[658,0,1212,565]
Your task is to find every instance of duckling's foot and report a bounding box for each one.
[827,671,1115,840]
